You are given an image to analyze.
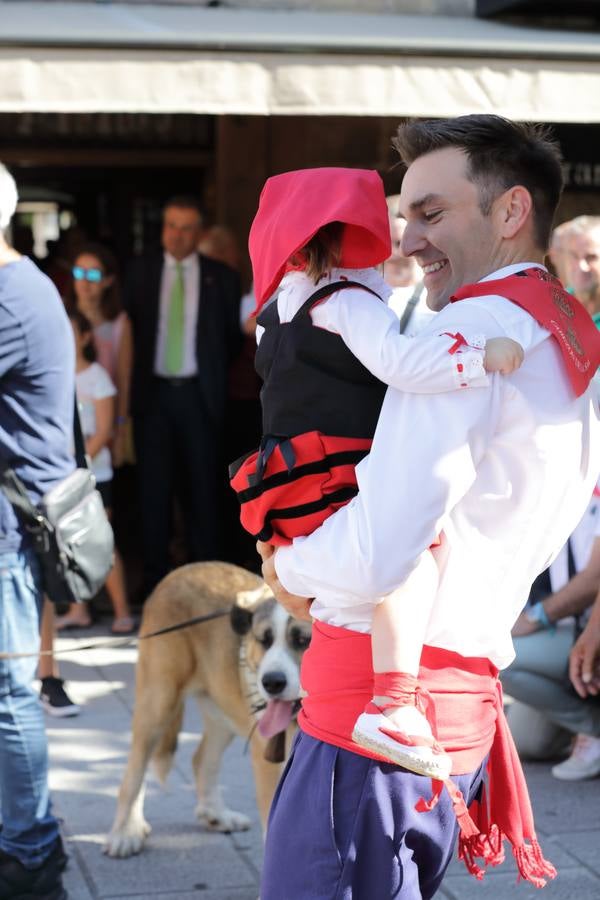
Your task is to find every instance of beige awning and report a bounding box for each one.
[1,4,600,121]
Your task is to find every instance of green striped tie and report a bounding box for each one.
[165,262,185,374]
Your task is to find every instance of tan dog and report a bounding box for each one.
[105,561,311,858]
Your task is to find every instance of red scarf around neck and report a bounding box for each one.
[451,267,600,396]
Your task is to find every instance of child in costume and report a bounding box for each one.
[230,167,523,778]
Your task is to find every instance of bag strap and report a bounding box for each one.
[73,395,88,470]
[0,393,87,527]
[398,281,424,335]
[0,468,47,529]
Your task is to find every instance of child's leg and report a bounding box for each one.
[106,548,132,624]
[38,597,59,680]
[371,549,438,678]
[352,550,451,778]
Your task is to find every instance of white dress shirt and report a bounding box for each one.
[257,268,489,393]
[154,252,200,377]
[275,263,600,670]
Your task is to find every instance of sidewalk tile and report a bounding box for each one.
[556,829,600,877]
[443,868,600,900]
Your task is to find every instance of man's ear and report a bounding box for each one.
[496,185,533,240]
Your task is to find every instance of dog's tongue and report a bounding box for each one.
[258,699,295,739]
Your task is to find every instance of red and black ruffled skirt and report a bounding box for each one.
[229,431,372,546]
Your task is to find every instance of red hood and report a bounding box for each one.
[249,167,391,313]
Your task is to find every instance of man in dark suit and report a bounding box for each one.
[126,195,241,597]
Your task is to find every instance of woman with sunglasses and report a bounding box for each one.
[70,243,133,470]
[59,243,135,635]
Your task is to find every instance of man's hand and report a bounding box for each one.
[511,611,543,638]
[569,623,600,698]
[256,541,313,622]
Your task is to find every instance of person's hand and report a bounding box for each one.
[569,623,600,698]
[511,611,542,638]
[256,541,313,622]
[484,337,524,375]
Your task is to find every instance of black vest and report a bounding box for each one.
[256,281,387,439]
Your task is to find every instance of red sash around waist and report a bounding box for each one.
[451,267,600,396]
[299,621,556,887]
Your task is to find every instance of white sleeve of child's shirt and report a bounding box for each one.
[91,363,117,400]
[316,286,489,393]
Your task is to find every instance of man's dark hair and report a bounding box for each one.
[393,115,564,250]
[163,194,204,222]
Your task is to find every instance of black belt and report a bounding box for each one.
[155,375,198,388]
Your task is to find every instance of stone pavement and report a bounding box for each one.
[46,626,600,900]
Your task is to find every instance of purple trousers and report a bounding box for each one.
[261,731,486,900]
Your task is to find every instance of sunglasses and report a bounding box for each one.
[72,266,103,283]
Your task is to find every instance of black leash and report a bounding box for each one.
[0,607,232,660]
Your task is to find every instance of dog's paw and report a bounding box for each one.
[104,819,152,858]
[195,802,251,833]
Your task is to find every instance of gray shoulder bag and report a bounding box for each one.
[0,398,114,606]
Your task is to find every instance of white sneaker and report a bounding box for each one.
[352,703,451,780]
[551,734,600,781]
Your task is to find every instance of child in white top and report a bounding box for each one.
[55,311,134,635]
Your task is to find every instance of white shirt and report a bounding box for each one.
[75,362,116,484]
[154,252,200,377]
[257,268,489,393]
[275,263,600,670]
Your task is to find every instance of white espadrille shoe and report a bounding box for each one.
[352,702,452,780]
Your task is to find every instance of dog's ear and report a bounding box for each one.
[230,604,253,635]
[231,583,273,635]
[235,583,273,612]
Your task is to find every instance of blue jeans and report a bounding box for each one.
[0,549,60,867]
[502,624,600,757]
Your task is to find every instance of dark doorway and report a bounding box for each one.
[0,112,214,268]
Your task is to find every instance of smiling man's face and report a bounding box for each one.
[399,146,502,311]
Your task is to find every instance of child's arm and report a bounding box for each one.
[328,288,523,393]
[86,395,114,460]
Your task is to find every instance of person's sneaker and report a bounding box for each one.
[40,677,81,718]
[551,733,600,781]
[0,838,68,899]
